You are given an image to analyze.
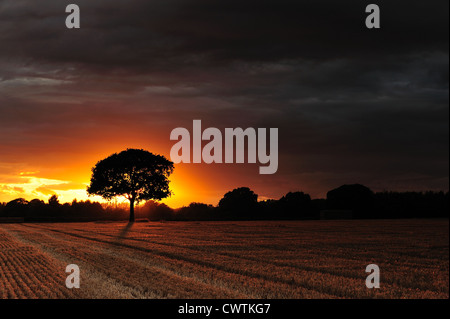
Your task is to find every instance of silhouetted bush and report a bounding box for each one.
[375,191,449,218]
[258,199,278,220]
[176,202,216,220]
[257,192,317,220]
[27,199,47,218]
[278,191,314,219]
[218,187,258,220]
[48,195,60,207]
[0,196,130,222]
[327,184,376,218]
[0,185,448,222]
[3,198,29,217]
[141,200,174,221]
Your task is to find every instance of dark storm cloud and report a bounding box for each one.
[0,0,448,197]
[0,0,448,68]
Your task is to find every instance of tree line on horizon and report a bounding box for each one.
[0,184,448,222]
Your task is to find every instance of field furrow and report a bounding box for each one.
[0,219,448,299]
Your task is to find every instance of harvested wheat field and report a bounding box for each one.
[0,219,448,299]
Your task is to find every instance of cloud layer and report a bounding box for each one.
[0,0,448,204]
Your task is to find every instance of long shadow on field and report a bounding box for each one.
[109,222,134,249]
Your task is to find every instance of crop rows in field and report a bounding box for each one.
[0,219,448,299]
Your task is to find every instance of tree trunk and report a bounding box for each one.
[129,198,135,223]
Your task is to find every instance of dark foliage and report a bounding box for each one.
[176,203,216,221]
[87,148,174,222]
[140,200,174,221]
[218,187,258,220]
[0,196,125,222]
[374,191,449,219]
[326,184,376,218]
[0,185,448,222]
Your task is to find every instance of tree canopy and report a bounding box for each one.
[218,187,258,218]
[87,148,174,222]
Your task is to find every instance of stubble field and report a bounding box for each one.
[0,219,448,299]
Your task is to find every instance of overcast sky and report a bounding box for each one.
[0,0,448,206]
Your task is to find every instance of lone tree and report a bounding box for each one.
[87,148,174,222]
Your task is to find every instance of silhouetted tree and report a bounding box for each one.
[29,199,45,206]
[48,195,60,206]
[327,184,375,218]
[218,187,258,219]
[4,198,29,217]
[28,199,46,217]
[375,190,449,218]
[278,191,313,219]
[87,148,174,222]
[6,198,28,206]
[141,200,174,221]
[258,199,278,220]
[177,202,215,220]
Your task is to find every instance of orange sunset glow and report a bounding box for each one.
[0,138,288,208]
[0,146,220,208]
[0,0,448,209]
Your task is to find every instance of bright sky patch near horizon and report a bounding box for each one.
[0,0,448,207]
